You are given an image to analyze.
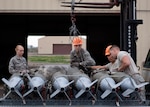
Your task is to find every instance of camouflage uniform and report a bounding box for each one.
[7,55,28,95]
[105,59,130,83]
[117,51,146,102]
[70,48,96,76]
[9,55,28,75]
[70,48,96,67]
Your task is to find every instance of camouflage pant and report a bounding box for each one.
[110,72,130,83]
[131,73,146,101]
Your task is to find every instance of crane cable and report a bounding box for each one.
[69,0,81,37]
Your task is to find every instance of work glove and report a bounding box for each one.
[86,66,92,69]
[79,64,91,75]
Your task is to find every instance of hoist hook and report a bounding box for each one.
[69,0,81,37]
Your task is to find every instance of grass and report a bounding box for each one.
[28,55,70,64]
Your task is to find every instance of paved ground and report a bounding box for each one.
[0,99,149,107]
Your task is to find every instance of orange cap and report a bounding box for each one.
[72,37,83,45]
[105,45,112,56]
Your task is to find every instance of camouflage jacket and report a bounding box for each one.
[8,55,28,74]
[70,48,96,67]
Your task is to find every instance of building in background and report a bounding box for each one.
[38,36,86,55]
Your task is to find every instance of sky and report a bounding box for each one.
[28,36,45,47]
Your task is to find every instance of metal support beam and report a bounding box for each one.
[120,0,143,64]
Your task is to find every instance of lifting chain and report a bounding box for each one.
[69,0,81,37]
